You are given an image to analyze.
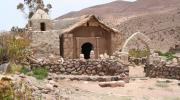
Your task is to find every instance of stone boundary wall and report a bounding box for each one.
[145,64,180,80]
[30,59,129,77]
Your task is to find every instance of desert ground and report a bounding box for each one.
[4,74,179,100]
[59,78,180,100]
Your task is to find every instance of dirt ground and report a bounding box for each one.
[1,74,180,100]
[59,78,180,100]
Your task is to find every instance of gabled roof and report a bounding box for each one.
[54,15,119,34]
[31,9,50,20]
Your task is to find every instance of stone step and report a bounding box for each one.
[99,81,125,87]
[48,74,129,83]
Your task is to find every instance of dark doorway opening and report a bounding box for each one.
[81,42,93,59]
[40,22,46,31]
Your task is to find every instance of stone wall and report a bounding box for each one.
[30,19,53,31]
[111,32,124,52]
[62,34,74,58]
[145,64,180,80]
[30,59,129,76]
[30,31,61,57]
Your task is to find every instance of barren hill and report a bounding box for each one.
[56,0,180,52]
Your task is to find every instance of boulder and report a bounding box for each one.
[45,83,53,90]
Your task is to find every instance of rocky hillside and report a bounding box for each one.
[56,0,180,52]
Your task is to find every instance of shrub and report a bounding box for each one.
[20,67,48,80]
[8,63,23,74]
[0,80,13,99]
[20,66,30,74]
[129,49,150,58]
[156,51,176,61]
[0,78,32,100]
[32,68,48,80]
[0,32,31,63]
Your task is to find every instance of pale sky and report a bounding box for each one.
[0,0,135,31]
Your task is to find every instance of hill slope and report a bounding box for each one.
[56,0,180,52]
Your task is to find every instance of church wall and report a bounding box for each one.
[111,32,123,53]
[63,34,74,58]
[30,31,60,57]
[62,26,112,59]
[73,26,111,56]
[30,19,53,31]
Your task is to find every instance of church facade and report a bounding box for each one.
[28,9,123,59]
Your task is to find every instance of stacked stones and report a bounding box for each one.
[145,64,180,80]
[145,53,180,80]
[52,59,128,76]
[129,57,148,65]
[31,58,129,76]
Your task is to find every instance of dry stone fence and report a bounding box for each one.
[145,64,180,80]
[29,58,129,77]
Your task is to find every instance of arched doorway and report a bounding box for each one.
[121,32,153,78]
[81,42,93,59]
[122,32,153,59]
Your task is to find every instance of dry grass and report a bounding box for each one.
[0,77,33,100]
[0,32,31,63]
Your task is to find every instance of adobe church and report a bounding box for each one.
[28,9,123,59]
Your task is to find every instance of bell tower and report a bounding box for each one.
[28,9,53,31]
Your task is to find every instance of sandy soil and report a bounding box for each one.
[1,74,180,100]
[60,78,180,100]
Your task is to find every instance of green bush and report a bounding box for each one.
[20,67,48,80]
[32,68,48,80]
[20,67,30,74]
[156,51,176,61]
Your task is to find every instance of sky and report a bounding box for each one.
[0,0,135,31]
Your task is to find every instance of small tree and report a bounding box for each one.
[17,0,52,19]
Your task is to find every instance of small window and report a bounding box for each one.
[40,22,46,31]
[87,22,89,27]
[60,35,64,57]
[29,21,32,27]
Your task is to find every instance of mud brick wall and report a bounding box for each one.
[145,64,180,80]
